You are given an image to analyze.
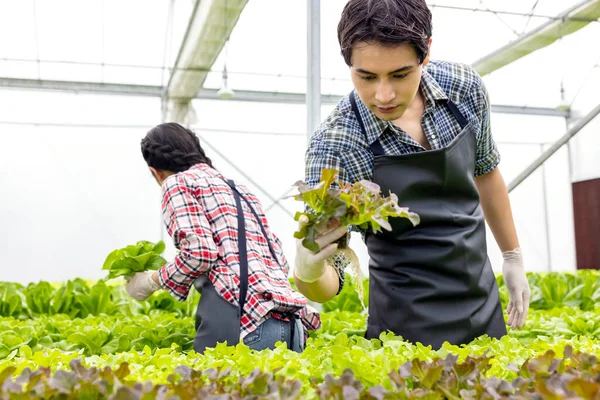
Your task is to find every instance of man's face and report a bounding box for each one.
[350,41,430,121]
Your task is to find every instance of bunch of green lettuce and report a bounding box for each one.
[292,168,420,252]
[102,240,167,280]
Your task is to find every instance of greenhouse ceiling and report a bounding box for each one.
[0,0,598,115]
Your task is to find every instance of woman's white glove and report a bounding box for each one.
[294,216,348,283]
[125,271,161,301]
[502,248,530,329]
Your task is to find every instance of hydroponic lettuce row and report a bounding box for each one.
[2,270,600,399]
[0,279,199,320]
[2,345,600,399]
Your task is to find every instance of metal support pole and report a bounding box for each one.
[307,0,321,145]
[508,103,600,192]
[539,144,553,272]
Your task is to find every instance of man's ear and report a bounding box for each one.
[422,38,432,67]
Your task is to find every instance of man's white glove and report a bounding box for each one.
[502,248,530,329]
[125,271,161,301]
[294,215,348,283]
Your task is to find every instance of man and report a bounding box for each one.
[293,0,530,349]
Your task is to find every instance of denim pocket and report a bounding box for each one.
[243,323,263,346]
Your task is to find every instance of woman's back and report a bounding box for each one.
[159,163,319,339]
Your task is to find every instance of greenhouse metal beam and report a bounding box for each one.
[508,102,600,192]
[0,78,162,97]
[307,0,321,144]
[428,3,600,22]
[195,88,571,118]
[164,0,248,122]
[472,0,600,76]
[0,78,571,119]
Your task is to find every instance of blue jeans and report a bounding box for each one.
[243,316,305,352]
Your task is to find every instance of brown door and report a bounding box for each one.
[573,177,600,270]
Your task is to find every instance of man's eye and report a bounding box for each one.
[360,75,375,81]
[393,73,409,79]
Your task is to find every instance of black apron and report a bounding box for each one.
[192,179,298,354]
[349,92,506,349]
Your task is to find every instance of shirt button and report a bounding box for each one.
[263,293,272,301]
[431,134,436,139]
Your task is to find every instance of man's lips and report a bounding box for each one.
[376,105,398,113]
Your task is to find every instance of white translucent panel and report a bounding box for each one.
[0,0,192,85]
[0,124,165,284]
[102,0,168,67]
[477,0,538,13]
[490,114,566,144]
[571,67,600,116]
[0,89,161,126]
[38,62,104,83]
[492,143,576,273]
[428,9,525,64]
[541,144,577,272]
[203,70,308,94]
[100,65,164,86]
[571,114,600,183]
[534,0,593,16]
[559,24,600,109]
[191,98,307,136]
[321,77,354,97]
[427,0,487,7]
[482,23,600,108]
[211,1,307,78]
[0,60,40,79]
[34,0,104,63]
[168,0,196,68]
[0,90,162,284]
[0,1,38,59]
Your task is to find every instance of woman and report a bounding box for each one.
[125,122,320,354]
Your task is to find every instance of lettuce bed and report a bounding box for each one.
[1,271,600,399]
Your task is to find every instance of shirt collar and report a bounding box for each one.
[352,67,448,145]
[351,89,390,146]
[420,68,448,109]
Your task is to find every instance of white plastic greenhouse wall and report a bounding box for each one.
[0,0,598,284]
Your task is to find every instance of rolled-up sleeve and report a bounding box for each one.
[305,129,349,187]
[473,80,500,177]
[158,176,218,301]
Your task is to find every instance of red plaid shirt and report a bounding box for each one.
[156,163,320,339]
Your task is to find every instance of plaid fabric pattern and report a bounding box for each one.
[157,163,320,339]
[305,60,500,290]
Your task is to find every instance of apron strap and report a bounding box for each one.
[350,91,385,156]
[224,180,282,266]
[225,179,299,351]
[227,179,249,312]
[443,99,469,130]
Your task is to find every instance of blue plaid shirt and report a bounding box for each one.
[304,60,500,291]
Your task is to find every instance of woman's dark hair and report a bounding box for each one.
[141,122,213,172]
[337,0,432,66]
